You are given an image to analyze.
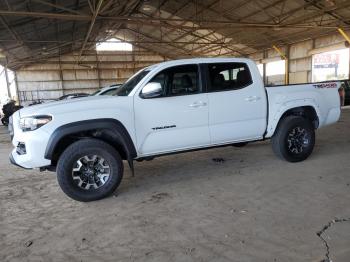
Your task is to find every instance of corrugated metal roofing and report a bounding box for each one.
[0,0,349,69]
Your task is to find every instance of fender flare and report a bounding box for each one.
[44,118,137,160]
[266,100,321,138]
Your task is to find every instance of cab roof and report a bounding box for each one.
[147,57,254,71]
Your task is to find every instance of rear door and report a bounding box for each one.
[134,64,210,156]
[204,62,267,144]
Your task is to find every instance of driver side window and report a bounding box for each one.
[150,72,167,97]
[147,64,200,97]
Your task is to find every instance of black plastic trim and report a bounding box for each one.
[266,79,343,88]
[44,118,137,160]
[263,87,269,139]
[137,139,264,161]
[200,64,208,93]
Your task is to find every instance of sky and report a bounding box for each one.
[96,38,133,51]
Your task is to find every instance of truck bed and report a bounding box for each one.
[264,81,341,138]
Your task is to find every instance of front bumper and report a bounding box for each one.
[10,121,52,169]
[9,152,32,169]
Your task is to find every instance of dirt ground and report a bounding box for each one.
[1,110,350,262]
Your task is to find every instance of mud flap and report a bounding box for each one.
[128,159,135,177]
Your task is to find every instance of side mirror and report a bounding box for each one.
[140,82,163,99]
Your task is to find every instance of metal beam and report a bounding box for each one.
[162,0,219,43]
[0,39,243,45]
[172,0,283,53]
[205,0,296,52]
[212,0,350,53]
[304,0,350,26]
[125,28,200,57]
[9,41,73,68]
[0,10,345,29]
[4,61,11,98]
[77,0,104,64]
[0,16,21,41]
[272,44,288,84]
[31,0,86,15]
[71,0,81,50]
[0,10,90,20]
[338,28,350,44]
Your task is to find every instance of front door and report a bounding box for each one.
[134,64,210,156]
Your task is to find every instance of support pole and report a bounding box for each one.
[338,28,350,80]
[263,50,267,85]
[95,50,101,89]
[58,55,65,96]
[14,71,20,105]
[4,60,11,99]
[76,0,104,64]
[338,28,350,44]
[272,45,289,85]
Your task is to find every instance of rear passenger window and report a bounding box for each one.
[207,63,252,92]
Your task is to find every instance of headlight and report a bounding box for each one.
[19,115,52,131]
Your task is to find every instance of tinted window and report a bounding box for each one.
[169,65,199,95]
[150,72,167,96]
[146,64,200,97]
[207,63,252,92]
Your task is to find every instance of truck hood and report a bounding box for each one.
[18,95,127,118]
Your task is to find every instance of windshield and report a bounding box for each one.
[113,69,150,96]
[91,90,100,96]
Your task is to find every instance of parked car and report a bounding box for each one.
[28,100,45,106]
[92,84,121,96]
[58,93,89,100]
[1,100,22,126]
[340,80,350,106]
[9,58,342,202]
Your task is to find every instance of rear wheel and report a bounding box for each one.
[56,138,123,202]
[271,116,315,162]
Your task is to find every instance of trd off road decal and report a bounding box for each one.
[152,125,176,131]
[313,82,337,89]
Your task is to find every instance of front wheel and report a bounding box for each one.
[56,139,123,202]
[271,116,315,162]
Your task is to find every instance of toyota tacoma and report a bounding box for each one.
[9,58,342,201]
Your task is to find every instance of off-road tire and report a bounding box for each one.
[271,116,315,162]
[56,138,123,202]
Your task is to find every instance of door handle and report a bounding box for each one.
[245,96,261,102]
[189,101,207,108]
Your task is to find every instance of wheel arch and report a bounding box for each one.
[266,104,320,138]
[45,118,137,165]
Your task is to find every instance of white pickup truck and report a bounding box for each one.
[9,58,341,202]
